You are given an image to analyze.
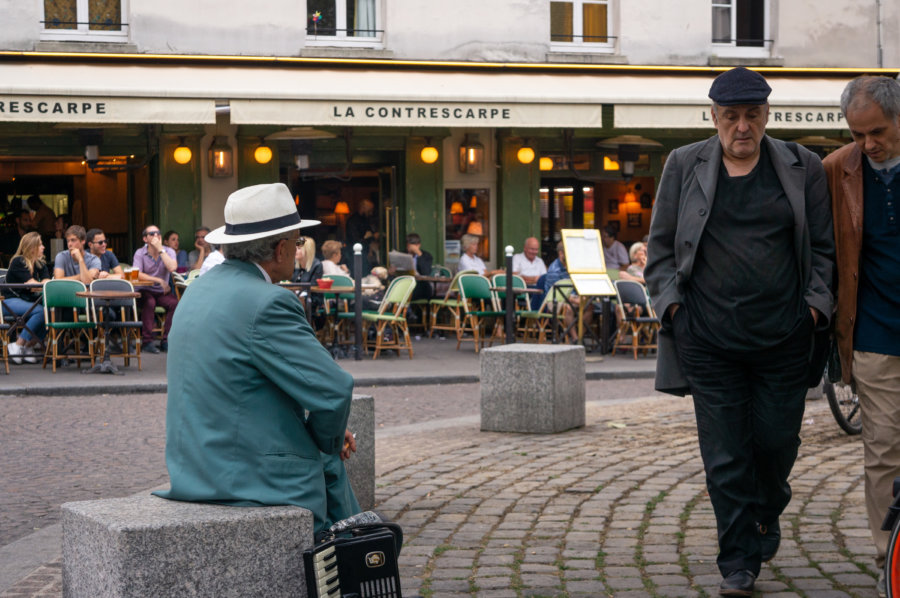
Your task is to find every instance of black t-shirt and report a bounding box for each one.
[6,256,50,301]
[684,143,806,350]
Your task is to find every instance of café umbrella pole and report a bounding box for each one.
[505,245,514,345]
[353,243,363,360]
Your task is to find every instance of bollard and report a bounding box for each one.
[505,245,515,345]
[353,243,363,360]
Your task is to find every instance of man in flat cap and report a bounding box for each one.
[824,75,900,597]
[155,183,360,534]
[646,67,835,596]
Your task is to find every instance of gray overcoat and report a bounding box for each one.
[644,135,835,395]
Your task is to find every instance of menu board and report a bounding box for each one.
[562,229,607,273]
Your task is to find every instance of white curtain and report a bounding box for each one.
[354,0,375,37]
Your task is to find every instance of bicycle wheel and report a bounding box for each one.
[887,515,900,597]
[823,379,862,436]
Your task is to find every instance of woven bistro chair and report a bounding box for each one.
[428,269,476,339]
[41,280,96,372]
[89,279,143,370]
[456,274,505,353]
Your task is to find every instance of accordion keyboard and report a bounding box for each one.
[310,545,341,597]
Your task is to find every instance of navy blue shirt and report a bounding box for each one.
[97,250,120,273]
[853,159,900,356]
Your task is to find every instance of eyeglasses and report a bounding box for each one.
[93,239,108,245]
[146,231,161,237]
[195,235,206,240]
[295,237,307,248]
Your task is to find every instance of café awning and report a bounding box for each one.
[0,60,873,129]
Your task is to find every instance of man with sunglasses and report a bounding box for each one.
[133,224,178,353]
[86,228,124,279]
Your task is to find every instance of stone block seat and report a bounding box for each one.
[62,494,314,598]
[480,344,586,434]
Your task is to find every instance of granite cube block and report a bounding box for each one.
[480,344,585,433]
[346,394,375,510]
[62,495,313,598]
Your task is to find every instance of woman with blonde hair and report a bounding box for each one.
[5,231,51,363]
[292,236,323,284]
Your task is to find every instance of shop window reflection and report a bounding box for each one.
[446,188,489,259]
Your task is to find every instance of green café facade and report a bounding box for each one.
[0,53,887,267]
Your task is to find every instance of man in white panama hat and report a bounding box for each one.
[155,183,360,533]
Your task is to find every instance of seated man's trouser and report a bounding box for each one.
[322,452,361,533]
[672,307,813,576]
[139,289,178,342]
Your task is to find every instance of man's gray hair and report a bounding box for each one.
[223,232,293,263]
[840,76,900,120]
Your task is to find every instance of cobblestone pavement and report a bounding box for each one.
[0,382,878,597]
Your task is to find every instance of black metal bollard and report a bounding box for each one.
[353,243,363,360]
[505,245,514,345]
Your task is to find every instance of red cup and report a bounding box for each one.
[316,278,333,290]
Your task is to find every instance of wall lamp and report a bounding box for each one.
[208,136,233,178]
[516,140,535,164]
[173,137,192,165]
[254,137,273,164]
[420,138,439,164]
[459,134,484,173]
[596,135,662,182]
[539,156,554,171]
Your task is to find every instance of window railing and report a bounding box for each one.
[551,34,617,43]
[711,37,772,46]
[305,26,383,38]
[42,19,128,30]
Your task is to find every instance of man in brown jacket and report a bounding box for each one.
[824,75,900,597]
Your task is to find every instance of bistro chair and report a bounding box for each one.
[41,280,96,372]
[89,279,143,370]
[456,274,505,353]
[0,296,11,374]
[612,279,660,359]
[321,274,355,346]
[517,280,570,344]
[359,275,416,359]
[428,269,476,339]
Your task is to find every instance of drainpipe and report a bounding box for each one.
[876,0,884,68]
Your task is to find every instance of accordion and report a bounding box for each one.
[303,518,404,598]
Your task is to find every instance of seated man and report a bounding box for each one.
[513,236,547,309]
[155,183,359,534]
[406,232,433,303]
[198,244,225,275]
[53,225,100,285]
[543,241,590,343]
[132,224,178,353]
[86,228,124,279]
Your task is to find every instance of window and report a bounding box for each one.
[307,0,383,47]
[42,0,128,42]
[712,0,767,50]
[550,0,613,52]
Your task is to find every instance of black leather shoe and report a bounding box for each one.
[719,570,756,596]
[145,342,160,354]
[759,519,781,562]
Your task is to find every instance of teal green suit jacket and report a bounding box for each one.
[155,259,358,532]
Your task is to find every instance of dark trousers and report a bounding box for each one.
[139,289,178,343]
[673,308,813,576]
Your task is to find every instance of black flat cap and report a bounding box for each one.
[708,67,772,106]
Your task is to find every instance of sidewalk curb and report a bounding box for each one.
[0,370,655,396]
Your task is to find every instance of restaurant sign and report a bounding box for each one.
[615,104,846,129]
[0,95,216,124]
[231,100,604,128]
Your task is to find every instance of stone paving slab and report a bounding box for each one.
[1,394,879,597]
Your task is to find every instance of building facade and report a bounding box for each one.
[0,0,897,266]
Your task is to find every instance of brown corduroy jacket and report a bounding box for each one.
[822,142,864,384]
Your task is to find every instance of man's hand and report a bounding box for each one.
[70,247,83,262]
[341,429,357,461]
[98,271,109,279]
[810,307,819,326]
[155,277,170,294]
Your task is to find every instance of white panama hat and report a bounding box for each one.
[205,183,319,244]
